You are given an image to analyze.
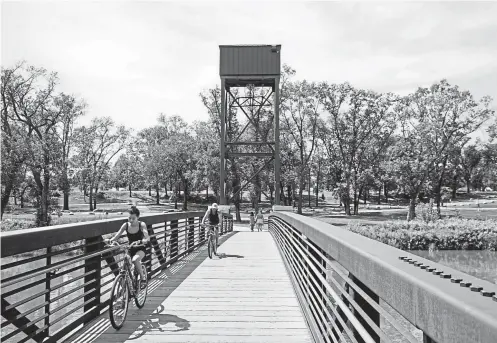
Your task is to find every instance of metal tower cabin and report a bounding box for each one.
[219,45,281,206]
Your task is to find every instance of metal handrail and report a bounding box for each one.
[1,211,232,343]
[269,212,497,343]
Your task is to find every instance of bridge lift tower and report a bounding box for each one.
[219,45,281,206]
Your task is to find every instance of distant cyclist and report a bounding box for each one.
[202,203,220,245]
[107,206,149,289]
[202,203,220,227]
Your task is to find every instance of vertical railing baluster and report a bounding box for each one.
[145,224,154,277]
[188,217,195,251]
[170,219,178,259]
[164,220,169,262]
[200,216,205,243]
[44,246,52,339]
[349,274,380,343]
[83,236,102,325]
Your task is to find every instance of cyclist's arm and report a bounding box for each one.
[202,208,209,224]
[109,223,126,243]
[140,222,150,245]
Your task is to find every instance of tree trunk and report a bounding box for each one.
[174,185,178,210]
[1,179,14,219]
[88,185,93,211]
[206,186,209,201]
[156,185,160,205]
[363,187,368,205]
[308,168,311,208]
[279,181,286,205]
[94,186,98,210]
[129,184,132,198]
[298,175,304,215]
[466,178,471,194]
[149,186,152,196]
[407,194,417,221]
[378,185,381,205]
[63,191,69,211]
[182,179,188,211]
[315,169,319,208]
[342,183,351,216]
[452,175,458,200]
[286,184,292,206]
[40,171,51,227]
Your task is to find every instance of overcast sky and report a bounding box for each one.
[2,1,497,135]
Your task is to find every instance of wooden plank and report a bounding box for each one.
[68,228,312,343]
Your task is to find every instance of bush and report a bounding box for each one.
[1,219,37,232]
[347,218,497,251]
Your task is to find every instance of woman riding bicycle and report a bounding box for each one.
[202,203,220,227]
[107,206,150,289]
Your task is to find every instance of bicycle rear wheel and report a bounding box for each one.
[109,274,129,330]
[134,264,148,308]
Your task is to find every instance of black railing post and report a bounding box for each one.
[200,216,205,243]
[220,215,224,235]
[83,236,102,324]
[423,334,436,343]
[188,217,195,251]
[44,247,52,338]
[147,223,165,271]
[164,220,169,261]
[350,274,380,343]
[170,219,179,259]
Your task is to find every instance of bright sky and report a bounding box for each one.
[2,1,497,135]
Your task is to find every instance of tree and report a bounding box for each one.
[280,77,320,214]
[319,83,397,215]
[111,148,143,197]
[391,80,493,220]
[74,117,129,211]
[460,144,482,194]
[1,63,43,218]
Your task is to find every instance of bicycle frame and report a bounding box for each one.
[108,242,143,296]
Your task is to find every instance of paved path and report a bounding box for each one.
[69,227,312,343]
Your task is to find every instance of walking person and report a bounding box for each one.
[249,212,255,232]
[256,209,264,232]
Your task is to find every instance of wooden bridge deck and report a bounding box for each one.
[68,226,313,343]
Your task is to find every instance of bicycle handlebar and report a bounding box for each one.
[105,240,147,249]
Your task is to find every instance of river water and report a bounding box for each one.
[1,255,115,343]
[410,250,497,284]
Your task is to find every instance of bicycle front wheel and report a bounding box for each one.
[207,235,213,259]
[109,274,129,330]
[214,231,218,255]
[134,264,148,308]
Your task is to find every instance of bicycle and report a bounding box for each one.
[201,224,218,259]
[105,240,149,330]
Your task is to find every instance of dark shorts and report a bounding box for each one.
[129,247,146,258]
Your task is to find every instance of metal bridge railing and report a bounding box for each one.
[269,212,497,343]
[1,212,233,343]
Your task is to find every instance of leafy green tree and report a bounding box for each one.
[390,80,493,220]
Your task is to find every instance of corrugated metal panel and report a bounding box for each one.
[220,45,281,77]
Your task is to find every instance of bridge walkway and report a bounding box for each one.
[68,226,313,343]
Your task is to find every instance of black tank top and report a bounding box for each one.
[126,221,144,243]
[208,209,219,225]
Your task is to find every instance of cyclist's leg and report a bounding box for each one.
[132,251,146,285]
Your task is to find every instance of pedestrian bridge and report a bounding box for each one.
[1,211,496,343]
